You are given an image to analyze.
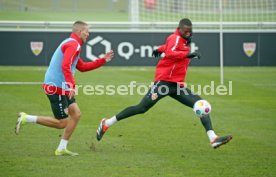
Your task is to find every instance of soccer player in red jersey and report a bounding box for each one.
[96,18,232,149]
[15,21,114,156]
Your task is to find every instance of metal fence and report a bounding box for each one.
[0,21,276,32]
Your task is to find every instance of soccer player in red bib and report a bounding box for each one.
[96,18,232,149]
[15,21,114,156]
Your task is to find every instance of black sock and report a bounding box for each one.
[200,115,213,131]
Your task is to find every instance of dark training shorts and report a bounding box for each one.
[116,80,202,121]
[46,94,76,119]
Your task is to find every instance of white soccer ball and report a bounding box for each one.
[193,100,211,117]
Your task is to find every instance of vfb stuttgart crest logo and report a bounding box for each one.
[30,41,43,56]
[86,36,111,61]
[243,42,256,57]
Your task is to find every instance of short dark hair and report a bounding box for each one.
[73,20,88,26]
[72,21,88,32]
[179,18,192,27]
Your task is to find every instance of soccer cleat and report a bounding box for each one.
[96,119,109,141]
[15,112,27,135]
[55,149,79,156]
[211,135,233,149]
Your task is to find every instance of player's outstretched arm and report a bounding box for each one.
[76,50,114,72]
[61,45,77,91]
[152,44,166,58]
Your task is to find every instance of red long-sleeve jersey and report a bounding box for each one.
[43,33,106,95]
[154,29,191,84]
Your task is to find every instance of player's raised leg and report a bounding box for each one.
[170,86,232,149]
[15,112,80,156]
[15,94,72,133]
[16,94,80,155]
[96,94,159,141]
[15,112,68,134]
[96,81,168,141]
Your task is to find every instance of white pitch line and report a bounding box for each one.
[0,82,43,85]
[252,83,276,86]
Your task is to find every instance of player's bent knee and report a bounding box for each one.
[56,120,67,129]
[77,111,81,119]
[71,111,81,121]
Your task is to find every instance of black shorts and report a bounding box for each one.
[46,94,76,119]
[116,80,202,121]
[145,80,202,108]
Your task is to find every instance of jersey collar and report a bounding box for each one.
[174,28,186,43]
[70,33,83,46]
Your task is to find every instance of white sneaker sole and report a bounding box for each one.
[55,150,79,156]
[211,136,233,149]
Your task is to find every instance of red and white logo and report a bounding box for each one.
[30,41,43,56]
[243,42,256,57]
[151,93,158,100]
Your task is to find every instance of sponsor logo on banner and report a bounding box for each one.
[86,36,111,61]
[243,42,256,57]
[30,41,43,56]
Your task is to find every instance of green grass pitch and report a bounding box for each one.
[0,66,276,177]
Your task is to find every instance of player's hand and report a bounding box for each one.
[68,88,75,100]
[103,50,114,62]
[187,52,201,59]
[152,49,162,58]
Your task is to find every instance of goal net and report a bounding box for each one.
[129,0,276,84]
[132,0,276,22]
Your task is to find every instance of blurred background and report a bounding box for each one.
[0,0,275,85]
[1,0,275,83]
[0,0,275,21]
